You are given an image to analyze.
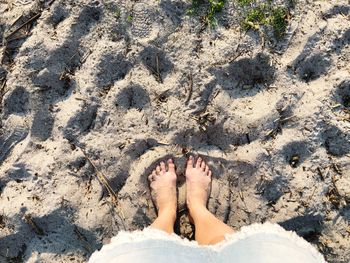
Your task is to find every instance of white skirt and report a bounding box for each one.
[88,222,326,263]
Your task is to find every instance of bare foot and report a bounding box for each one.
[185,156,212,212]
[148,159,177,216]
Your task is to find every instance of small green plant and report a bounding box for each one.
[270,7,288,39]
[114,8,121,19]
[127,14,133,22]
[106,2,121,20]
[237,0,254,6]
[187,0,204,15]
[241,3,289,39]
[188,0,226,26]
[242,5,267,30]
[207,0,225,24]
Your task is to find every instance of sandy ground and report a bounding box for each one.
[0,0,349,262]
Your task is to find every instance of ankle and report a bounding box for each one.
[158,206,177,222]
[188,203,208,220]
[187,197,207,212]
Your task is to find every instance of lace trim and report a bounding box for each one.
[93,222,326,262]
[223,223,326,262]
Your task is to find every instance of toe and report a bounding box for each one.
[205,165,209,174]
[196,157,202,168]
[201,160,206,171]
[187,156,194,168]
[149,171,157,182]
[156,165,161,175]
[160,161,166,173]
[167,159,175,173]
[151,170,157,179]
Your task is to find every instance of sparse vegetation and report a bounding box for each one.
[188,0,226,26]
[237,0,254,6]
[239,1,289,39]
[187,0,291,39]
[105,2,121,20]
[242,4,266,30]
[127,14,133,22]
[114,8,121,19]
[270,6,289,39]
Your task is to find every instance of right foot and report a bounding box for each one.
[148,159,177,217]
[185,156,212,212]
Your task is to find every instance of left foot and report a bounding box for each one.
[148,159,177,217]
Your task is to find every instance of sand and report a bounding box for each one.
[0,0,349,262]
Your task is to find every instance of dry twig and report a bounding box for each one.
[317,167,325,181]
[76,146,126,227]
[5,13,41,40]
[24,214,44,235]
[74,225,93,253]
[155,54,162,83]
[185,72,193,105]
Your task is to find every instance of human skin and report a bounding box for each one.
[149,156,234,245]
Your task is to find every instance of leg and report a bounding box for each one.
[148,159,177,234]
[186,156,234,245]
